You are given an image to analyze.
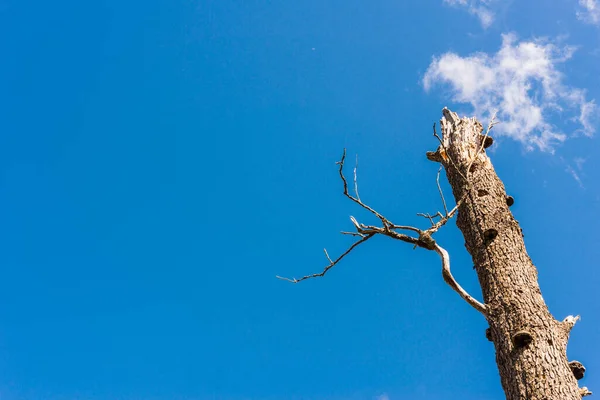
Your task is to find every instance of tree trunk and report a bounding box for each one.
[437,109,586,399]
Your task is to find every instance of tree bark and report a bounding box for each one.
[437,108,587,399]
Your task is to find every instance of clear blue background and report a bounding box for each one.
[0,1,598,399]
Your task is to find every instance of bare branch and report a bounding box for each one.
[434,243,487,315]
[276,233,375,283]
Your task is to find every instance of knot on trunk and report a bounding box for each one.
[506,195,514,207]
[569,360,586,380]
[512,330,533,349]
[485,327,493,342]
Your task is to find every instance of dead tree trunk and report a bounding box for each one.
[279,108,590,399]
[436,108,587,399]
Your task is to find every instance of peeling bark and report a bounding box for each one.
[437,108,585,399]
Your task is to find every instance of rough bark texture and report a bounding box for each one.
[437,109,585,400]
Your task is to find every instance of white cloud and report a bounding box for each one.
[443,0,497,28]
[423,34,597,152]
[577,98,597,135]
[375,395,390,400]
[577,0,600,25]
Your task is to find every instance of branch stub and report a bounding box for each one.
[426,150,443,163]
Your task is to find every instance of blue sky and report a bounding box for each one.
[0,0,599,399]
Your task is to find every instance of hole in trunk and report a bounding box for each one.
[512,330,533,348]
[477,189,488,197]
[483,229,498,244]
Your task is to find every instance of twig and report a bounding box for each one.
[323,248,333,264]
[436,166,448,216]
[433,123,444,147]
[337,149,389,226]
[417,212,436,226]
[276,234,375,283]
[354,154,361,202]
[417,212,444,227]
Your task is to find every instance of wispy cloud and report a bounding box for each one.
[565,157,587,187]
[375,394,390,400]
[566,165,584,187]
[443,0,496,28]
[422,33,597,152]
[574,157,586,170]
[577,0,600,25]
